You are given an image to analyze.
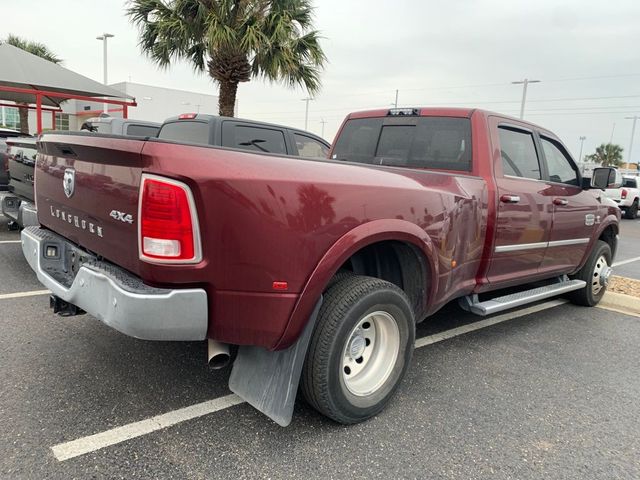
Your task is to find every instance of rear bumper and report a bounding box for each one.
[21,226,208,341]
[1,194,38,227]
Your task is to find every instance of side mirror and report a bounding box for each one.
[590,167,622,190]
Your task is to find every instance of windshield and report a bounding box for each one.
[331,116,472,171]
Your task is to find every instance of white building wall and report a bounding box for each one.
[110,82,218,122]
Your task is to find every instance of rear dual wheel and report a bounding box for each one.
[301,275,415,424]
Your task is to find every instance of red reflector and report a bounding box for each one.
[621,189,628,199]
[272,281,288,291]
[178,113,197,119]
[140,177,197,262]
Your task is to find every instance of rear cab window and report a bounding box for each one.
[126,124,160,137]
[622,178,637,188]
[157,121,211,145]
[331,115,472,171]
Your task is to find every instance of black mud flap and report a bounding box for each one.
[228,298,322,427]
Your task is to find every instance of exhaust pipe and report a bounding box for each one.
[207,339,231,369]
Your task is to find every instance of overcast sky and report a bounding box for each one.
[7,0,640,161]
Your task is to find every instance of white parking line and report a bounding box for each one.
[50,298,567,462]
[613,255,640,267]
[0,289,50,300]
[52,395,245,461]
[0,240,21,244]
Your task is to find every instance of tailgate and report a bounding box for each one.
[37,133,148,275]
[7,140,36,201]
[603,188,621,201]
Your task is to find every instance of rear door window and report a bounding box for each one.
[498,127,542,180]
[331,117,472,171]
[294,133,329,158]
[222,123,287,154]
[158,121,210,145]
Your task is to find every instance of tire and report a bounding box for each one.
[624,199,638,219]
[302,275,415,424]
[568,240,612,306]
[326,270,355,289]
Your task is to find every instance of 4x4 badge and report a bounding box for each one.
[585,214,595,226]
[63,168,75,198]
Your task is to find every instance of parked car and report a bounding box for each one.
[156,113,330,158]
[0,127,27,191]
[604,175,640,219]
[81,115,161,137]
[22,107,620,427]
[1,137,37,229]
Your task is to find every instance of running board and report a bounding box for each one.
[459,277,586,316]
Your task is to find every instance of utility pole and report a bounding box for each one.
[578,136,586,163]
[394,89,399,108]
[320,118,327,138]
[512,78,541,119]
[625,116,639,166]
[96,33,115,114]
[302,97,312,130]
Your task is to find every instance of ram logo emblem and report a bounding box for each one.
[63,168,75,198]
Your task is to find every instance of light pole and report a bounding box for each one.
[320,118,327,138]
[578,136,586,163]
[626,116,639,166]
[394,89,399,108]
[96,33,114,114]
[302,97,312,130]
[512,78,540,119]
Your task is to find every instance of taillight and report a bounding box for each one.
[138,174,201,263]
[621,189,628,199]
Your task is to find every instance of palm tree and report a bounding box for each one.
[585,143,624,167]
[1,35,62,134]
[127,0,326,117]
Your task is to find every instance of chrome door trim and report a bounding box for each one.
[495,238,589,253]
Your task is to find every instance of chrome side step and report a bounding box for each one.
[459,276,586,316]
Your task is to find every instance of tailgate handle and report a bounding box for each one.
[57,145,77,157]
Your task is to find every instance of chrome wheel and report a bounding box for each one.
[592,255,612,296]
[341,311,400,397]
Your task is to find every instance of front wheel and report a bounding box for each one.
[301,275,415,424]
[569,240,613,306]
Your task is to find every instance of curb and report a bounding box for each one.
[597,291,640,318]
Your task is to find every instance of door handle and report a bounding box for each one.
[553,198,568,206]
[500,195,520,204]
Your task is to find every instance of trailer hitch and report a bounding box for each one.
[49,295,86,317]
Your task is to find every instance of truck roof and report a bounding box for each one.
[163,113,327,138]
[345,107,554,136]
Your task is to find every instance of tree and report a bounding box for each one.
[0,35,62,134]
[585,143,624,167]
[127,0,326,117]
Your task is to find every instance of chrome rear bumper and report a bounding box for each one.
[21,226,208,341]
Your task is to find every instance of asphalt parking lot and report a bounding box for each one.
[1,216,639,479]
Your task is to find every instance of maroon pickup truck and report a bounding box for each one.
[22,108,621,426]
